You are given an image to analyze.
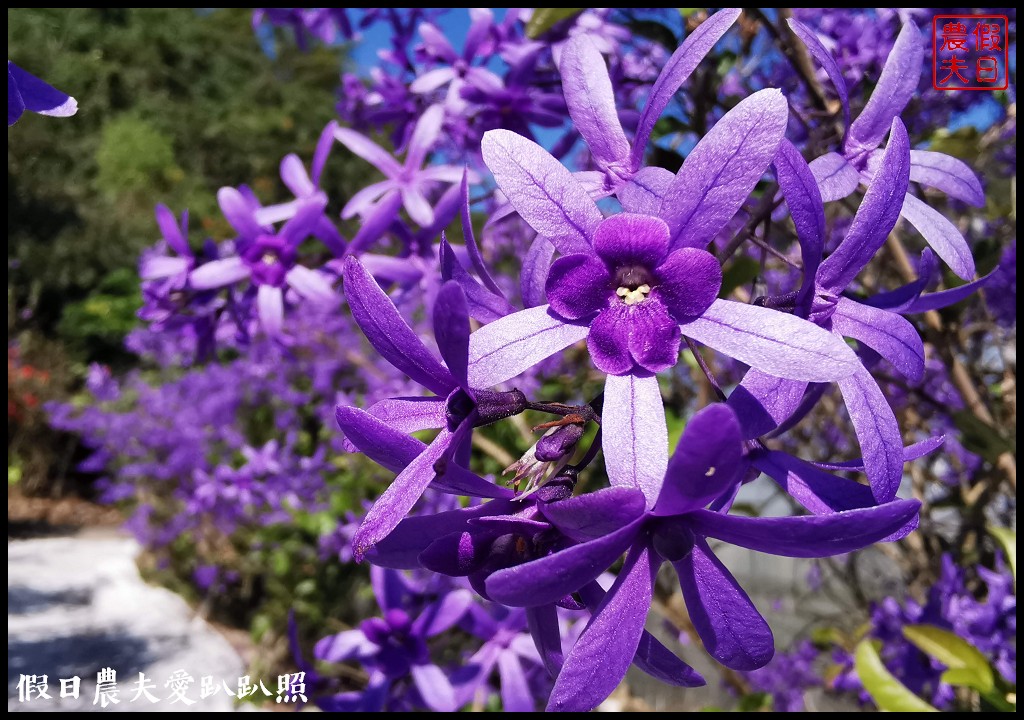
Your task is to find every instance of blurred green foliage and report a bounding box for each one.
[8,8,345,363]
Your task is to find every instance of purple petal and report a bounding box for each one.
[593,213,670,267]
[603,373,668,507]
[366,500,515,569]
[140,255,188,281]
[459,169,505,297]
[353,429,453,561]
[498,651,535,712]
[808,152,860,202]
[337,406,422,472]
[687,499,922,557]
[409,67,456,94]
[527,605,564,678]
[481,129,603,255]
[587,303,633,375]
[155,204,190,256]
[814,436,945,472]
[484,520,642,607]
[831,297,924,382]
[560,35,630,170]
[467,306,589,387]
[434,281,472,389]
[619,167,674,214]
[660,89,788,251]
[347,191,403,254]
[818,119,911,291]
[655,404,743,516]
[682,299,860,381]
[775,140,824,301]
[414,589,475,637]
[904,271,994,313]
[257,285,284,336]
[418,22,459,63]
[7,61,77,119]
[286,265,336,305]
[521,235,556,308]
[334,125,402,178]
[899,193,976,281]
[312,120,336,186]
[343,257,456,396]
[909,150,984,206]
[727,370,808,440]
[401,187,435,227]
[675,538,774,670]
[846,22,923,157]
[8,65,25,125]
[545,254,612,320]
[787,19,850,131]
[341,181,394,220]
[547,543,657,712]
[412,663,457,712]
[628,300,683,373]
[280,154,316,198]
[439,239,515,323]
[314,629,376,663]
[632,8,741,170]
[837,366,904,503]
[540,486,648,542]
[655,248,722,320]
[218,186,265,239]
[363,397,447,437]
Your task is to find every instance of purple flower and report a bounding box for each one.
[140,204,195,287]
[8,60,77,126]
[314,569,473,712]
[791,19,983,280]
[334,104,467,228]
[411,9,500,110]
[482,404,919,711]
[188,195,336,336]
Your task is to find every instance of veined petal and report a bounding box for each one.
[846,22,923,156]
[818,118,911,292]
[837,365,904,503]
[775,140,825,302]
[682,299,860,382]
[521,235,556,308]
[909,150,984,206]
[352,429,454,561]
[632,8,741,170]
[619,167,674,215]
[439,239,515,324]
[547,543,657,712]
[593,213,670,267]
[899,193,975,281]
[458,169,504,297]
[363,397,447,437]
[808,152,860,202]
[832,297,924,382]
[526,605,564,678]
[687,499,921,557]
[467,306,589,387]
[343,257,456,396]
[481,129,603,256]
[660,89,788,251]
[654,248,722,321]
[604,373,668,507]
[675,538,774,670]
[727,370,807,440]
[628,300,682,373]
[560,35,630,170]
[655,404,743,516]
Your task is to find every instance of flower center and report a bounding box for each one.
[613,265,654,306]
[261,252,279,266]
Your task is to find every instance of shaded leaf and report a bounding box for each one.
[854,640,938,712]
[526,8,585,39]
[988,526,1016,585]
[902,625,994,693]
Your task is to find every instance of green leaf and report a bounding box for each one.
[854,640,939,712]
[950,411,1014,465]
[720,256,760,297]
[526,9,584,39]
[903,625,994,693]
[988,526,1016,585]
[679,8,702,18]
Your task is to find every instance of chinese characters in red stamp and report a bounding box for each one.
[933,15,1009,90]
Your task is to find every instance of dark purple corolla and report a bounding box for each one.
[791,19,983,280]
[482,404,920,711]
[8,60,77,126]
